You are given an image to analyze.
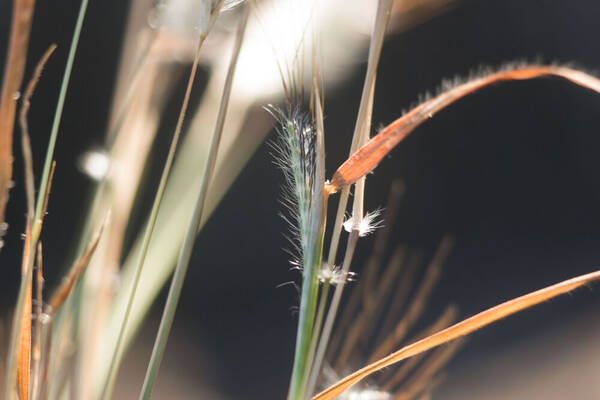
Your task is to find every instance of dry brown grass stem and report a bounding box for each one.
[334,244,407,370]
[19,45,57,220]
[375,251,422,345]
[359,245,407,346]
[327,181,405,361]
[369,236,453,362]
[31,242,43,398]
[48,214,107,312]
[361,180,405,306]
[313,269,600,400]
[16,273,32,400]
[0,0,36,235]
[327,66,600,193]
[15,45,56,400]
[380,304,457,391]
[393,339,463,400]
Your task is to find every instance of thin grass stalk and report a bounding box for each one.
[303,87,375,399]
[326,181,404,360]
[313,8,391,389]
[303,281,331,394]
[313,269,600,400]
[394,339,463,400]
[323,0,392,269]
[305,230,358,398]
[15,43,55,400]
[369,237,452,362]
[334,244,409,371]
[31,242,43,400]
[288,80,328,400]
[304,33,383,399]
[0,0,36,234]
[139,7,249,399]
[297,89,330,400]
[99,5,226,398]
[380,305,457,391]
[3,1,89,396]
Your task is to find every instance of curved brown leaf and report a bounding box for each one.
[312,269,600,400]
[328,65,600,192]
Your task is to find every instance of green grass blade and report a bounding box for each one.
[99,5,227,399]
[3,0,90,397]
[139,7,249,399]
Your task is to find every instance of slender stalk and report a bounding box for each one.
[305,230,359,398]
[3,0,89,397]
[304,2,392,395]
[0,0,36,233]
[324,0,392,275]
[287,85,327,400]
[99,6,226,399]
[139,7,249,399]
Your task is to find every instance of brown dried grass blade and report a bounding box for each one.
[394,338,463,400]
[48,214,108,312]
[19,44,57,218]
[31,242,43,399]
[380,304,457,391]
[0,0,36,236]
[328,65,600,192]
[334,244,407,370]
[312,269,600,400]
[369,236,453,362]
[16,276,32,400]
[15,46,55,400]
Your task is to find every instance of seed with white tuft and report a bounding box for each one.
[318,264,356,286]
[343,209,383,237]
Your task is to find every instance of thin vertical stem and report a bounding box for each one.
[139,7,249,399]
[3,1,89,397]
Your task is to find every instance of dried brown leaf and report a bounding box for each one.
[328,65,600,192]
[0,0,36,237]
[312,269,600,400]
[48,214,108,312]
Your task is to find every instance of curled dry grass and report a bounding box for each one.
[314,269,600,399]
[311,65,600,399]
[326,65,600,193]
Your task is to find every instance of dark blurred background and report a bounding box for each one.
[1,0,600,398]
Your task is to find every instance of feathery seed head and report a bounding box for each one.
[343,209,383,237]
[318,264,356,286]
[268,103,318,261]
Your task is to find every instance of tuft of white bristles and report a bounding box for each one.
[318,264,356,286]
[343,209,383,237]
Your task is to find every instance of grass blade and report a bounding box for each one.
[328,65,600,192]
[99,4,226,397]
[13,44,55,400]
[48,215,107,312]
[0,0,36,237]
[3,0,89,397]
[313,269,600,400]
[139,7,249,399]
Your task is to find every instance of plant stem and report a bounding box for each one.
[288,83,328,400]
[139,7,249,399]
[3,0,89,397]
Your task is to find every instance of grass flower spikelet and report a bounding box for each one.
[268,104,318,264]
